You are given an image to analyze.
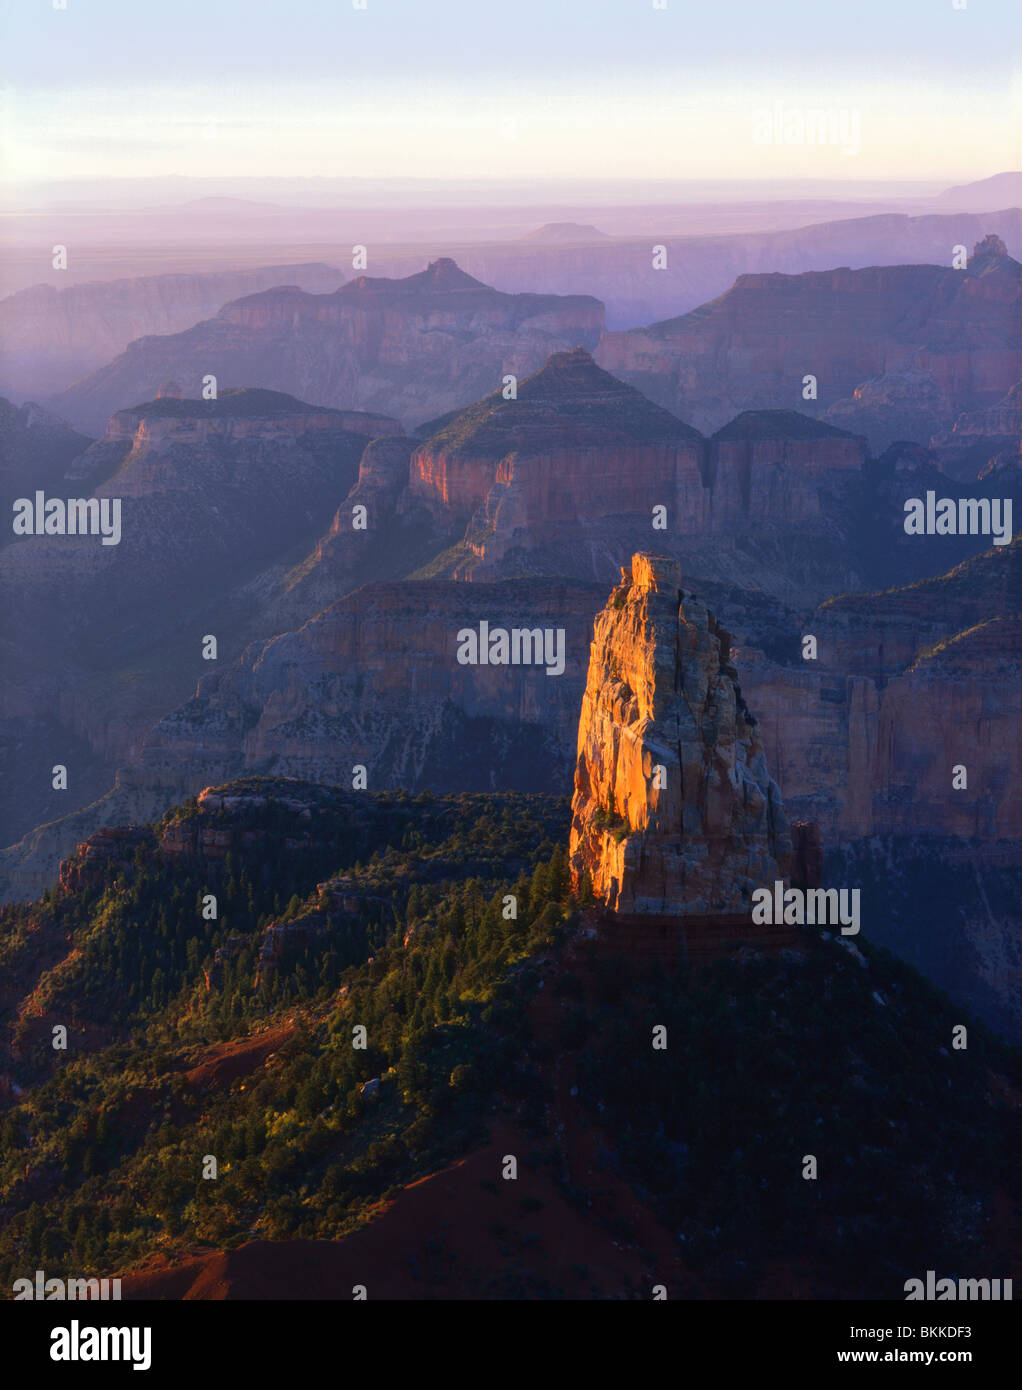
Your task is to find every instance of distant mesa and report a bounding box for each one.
[118,385,399,428]
[934,172,1022,209]
[0,263,345,402]
[521,222,610,242]
[598,235,1022,442]
[53,258,605,435]
[342,257,488,295]
[712,409,861,443]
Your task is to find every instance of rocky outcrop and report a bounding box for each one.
[58,826,152,893]
[568,554,791,914]
[54,259,605,435]
[598,236,1022,443]
[930,381,1022,481]
[0,263,345,401]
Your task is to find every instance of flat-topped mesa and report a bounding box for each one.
[569,553,791,915]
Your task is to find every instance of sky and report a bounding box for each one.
[2,0,1019,187]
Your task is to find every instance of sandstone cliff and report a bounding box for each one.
[568,554,790,914]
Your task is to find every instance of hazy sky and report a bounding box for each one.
[2,0,1018,185]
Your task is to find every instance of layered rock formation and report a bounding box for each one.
[598,236,1022,443]
[0,263,345,400]
[0,388,398,854]
[5,535,1020,904]
[54,259,605,434]
[568,554,790,914]
[408,345,704,524]
[408,350,869,602]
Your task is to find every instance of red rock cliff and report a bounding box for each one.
[568,553,791,914]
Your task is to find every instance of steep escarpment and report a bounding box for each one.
[597,236,1022,443]
[54,259,605,435]
[568,554,790,914]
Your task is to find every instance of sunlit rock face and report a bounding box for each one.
[569,553,791,915]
